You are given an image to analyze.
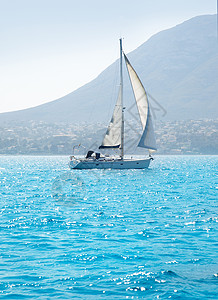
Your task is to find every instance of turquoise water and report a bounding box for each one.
[0,155,217,299]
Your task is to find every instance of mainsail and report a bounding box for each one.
[99,86,122,149]
[124,54,157,151]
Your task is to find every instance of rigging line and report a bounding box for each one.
[106,59,120,123]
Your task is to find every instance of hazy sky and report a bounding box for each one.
[0,0,216,113]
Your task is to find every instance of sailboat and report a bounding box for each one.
[69,39,157,170]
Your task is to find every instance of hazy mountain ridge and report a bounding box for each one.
[0,14,217,124]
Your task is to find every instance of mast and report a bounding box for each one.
[120,38,124,159]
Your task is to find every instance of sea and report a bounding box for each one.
[0,155,217,299]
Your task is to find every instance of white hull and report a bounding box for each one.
[69,158,152,169]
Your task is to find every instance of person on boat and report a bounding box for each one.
[86,150,94,159]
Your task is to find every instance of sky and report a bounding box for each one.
[0,0,216,113]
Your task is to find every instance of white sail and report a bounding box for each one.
[124,54,157,151]
[99,86,122,149]
[138,108,157,150]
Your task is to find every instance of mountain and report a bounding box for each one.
[0,14,217,125]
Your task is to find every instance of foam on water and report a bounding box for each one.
[0,155,217,299]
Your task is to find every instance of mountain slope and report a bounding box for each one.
[0,14,217,124]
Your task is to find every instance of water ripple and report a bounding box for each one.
[0,155,217,299]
